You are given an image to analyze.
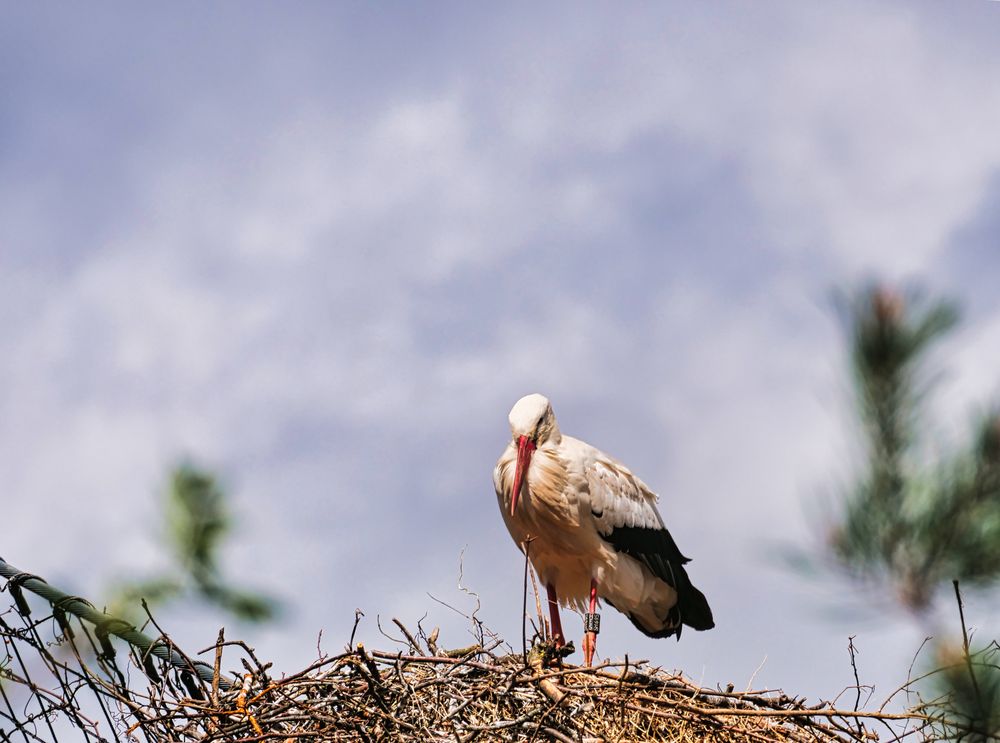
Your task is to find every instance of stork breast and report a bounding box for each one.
[526,449,576,526]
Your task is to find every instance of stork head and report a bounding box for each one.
[506,393,561,516]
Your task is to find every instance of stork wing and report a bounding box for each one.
[586,457,691,590]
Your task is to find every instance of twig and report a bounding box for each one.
[745,654,768,692]
[953,579,983,704]
[392,618,424,656]
[212,628,224,707]
[348,608,364,650]
[846,637,861,715]
[521,538,532,666]
[845,635,866,739]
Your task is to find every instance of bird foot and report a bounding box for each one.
[582,631,597,667]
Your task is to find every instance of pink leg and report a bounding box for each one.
[545,583,564,647]
[583,579,599,666]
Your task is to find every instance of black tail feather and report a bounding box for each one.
[677,580,714,632]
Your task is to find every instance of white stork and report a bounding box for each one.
[494,393,714,666]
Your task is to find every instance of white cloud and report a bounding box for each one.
[476,3,1000,277]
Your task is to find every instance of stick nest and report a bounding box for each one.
[123,636,920,743]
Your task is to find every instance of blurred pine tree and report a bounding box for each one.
[825,284,1000,739]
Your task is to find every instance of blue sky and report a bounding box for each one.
[4,1,1000,713]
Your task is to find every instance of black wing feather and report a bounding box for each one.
[600,524,714,637]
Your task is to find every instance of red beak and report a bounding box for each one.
[511,435,535,516]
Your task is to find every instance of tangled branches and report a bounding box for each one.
[162,638,916,743]
[0,560,979,742]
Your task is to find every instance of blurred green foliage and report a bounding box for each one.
[826,284,1000,739]
[922,641,1000,743]
[106,463,278,624]
[830,285,1000,611]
